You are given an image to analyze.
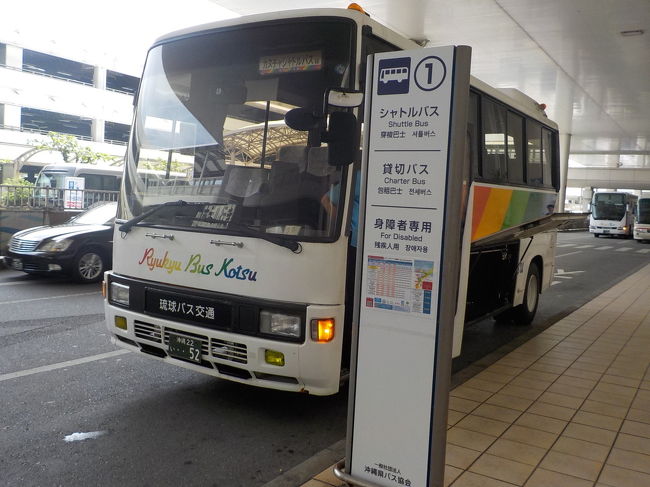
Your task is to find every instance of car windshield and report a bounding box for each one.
[592,193,626,220]
[118,19,354,241]
[72,203,117,225]
[639,199,650,224]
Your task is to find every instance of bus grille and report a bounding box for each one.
[134,321,162,343]
[9,238,39,253]
[211,338,248,364]
[132,321,246,364]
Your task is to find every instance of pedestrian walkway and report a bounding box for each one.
[300,262,650,487]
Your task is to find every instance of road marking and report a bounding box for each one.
[616,247,632,252]
[0,291,98,305]
[0,281,34,287]
[596,246,613,250]
[557,251,582,258]
[573,245,594,249]
[637,248,650,254]
[0,349,130,382]
[556,244,576,247]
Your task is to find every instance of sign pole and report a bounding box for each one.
[338,45,471,487]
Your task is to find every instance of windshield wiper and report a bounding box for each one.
[119,200,208,234]
[193,216,301,253]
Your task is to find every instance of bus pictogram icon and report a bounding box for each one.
[377,57,411,95]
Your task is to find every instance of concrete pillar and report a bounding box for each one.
[581,187,593,212]
[386,0,427,42]
[0,45,23,127]
[558,132,571,212]
[92,66,107,142]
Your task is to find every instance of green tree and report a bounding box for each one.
[33,132,120,165]
[1,177,34,206]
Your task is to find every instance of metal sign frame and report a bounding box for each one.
[338,45,471,487]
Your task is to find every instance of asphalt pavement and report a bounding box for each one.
[1,230,649,486]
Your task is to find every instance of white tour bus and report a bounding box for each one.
[104,6,560,395]
[589,191,638,238]
[634,197,650,242]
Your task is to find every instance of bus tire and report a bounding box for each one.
[72,248,106,283]
[511,262,540,325]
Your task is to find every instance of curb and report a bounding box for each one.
[262,440,345,487]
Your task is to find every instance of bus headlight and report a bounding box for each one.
[259,311,301,338]
[109,282,130,307]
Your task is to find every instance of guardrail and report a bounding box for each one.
[0,185,119,209]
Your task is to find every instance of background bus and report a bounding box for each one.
[634,197,650,242]
[104,6,560,395]
[589,191,638,238]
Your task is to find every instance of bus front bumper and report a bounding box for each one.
[105,301,344,396]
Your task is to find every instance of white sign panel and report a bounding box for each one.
[64,176,85,209]
[350,46,462,487]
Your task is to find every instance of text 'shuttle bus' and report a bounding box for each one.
[104,5,561,395]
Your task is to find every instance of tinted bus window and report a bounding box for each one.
[468,92,480,179]
[526,120,542,185]
[506,111,524,184]
[541,128,553,187]
[482,99,506,181]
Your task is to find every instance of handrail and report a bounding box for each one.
[0,184,119,209]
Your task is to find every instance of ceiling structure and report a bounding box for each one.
[207,0,650,192]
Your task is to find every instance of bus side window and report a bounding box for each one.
[526,120,543,185]
[541,128,554,188]
[468,91,479,179]
[81,173,102,190]
[481,98,507,182]
[506,111,524,184]
[103,175,121,191]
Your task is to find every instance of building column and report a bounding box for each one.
[92,66,107,142]
[558,132,572,212]
[386,0,427,43]
[0,44,23,127]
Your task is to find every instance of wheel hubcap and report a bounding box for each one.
[526,273,539,311]
[79,253,102,280]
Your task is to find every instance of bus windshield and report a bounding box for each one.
[592,193,626,220]
[120,19,354,241]
[638,199,650,224]
[36,170,72,189]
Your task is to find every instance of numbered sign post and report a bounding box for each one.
[345,46,471,487]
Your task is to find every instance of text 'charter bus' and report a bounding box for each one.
[104,5,560,395]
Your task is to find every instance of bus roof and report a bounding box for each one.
[152,7,557,130]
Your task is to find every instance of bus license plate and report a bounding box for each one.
[168,334,202,363]
[603,230,610,234]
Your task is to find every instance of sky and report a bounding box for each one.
[0,0,239,75]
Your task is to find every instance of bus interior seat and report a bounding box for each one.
[276,145,309,172]
[305,146,336,177]
[220,165,267,206]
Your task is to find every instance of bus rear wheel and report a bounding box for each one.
[511,263,540,325]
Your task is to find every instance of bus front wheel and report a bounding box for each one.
[511,263,540,325]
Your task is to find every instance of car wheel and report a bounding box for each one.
[510,262,541,325]
[73,249,105,283]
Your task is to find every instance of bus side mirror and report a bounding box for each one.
[324,111,359,166]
